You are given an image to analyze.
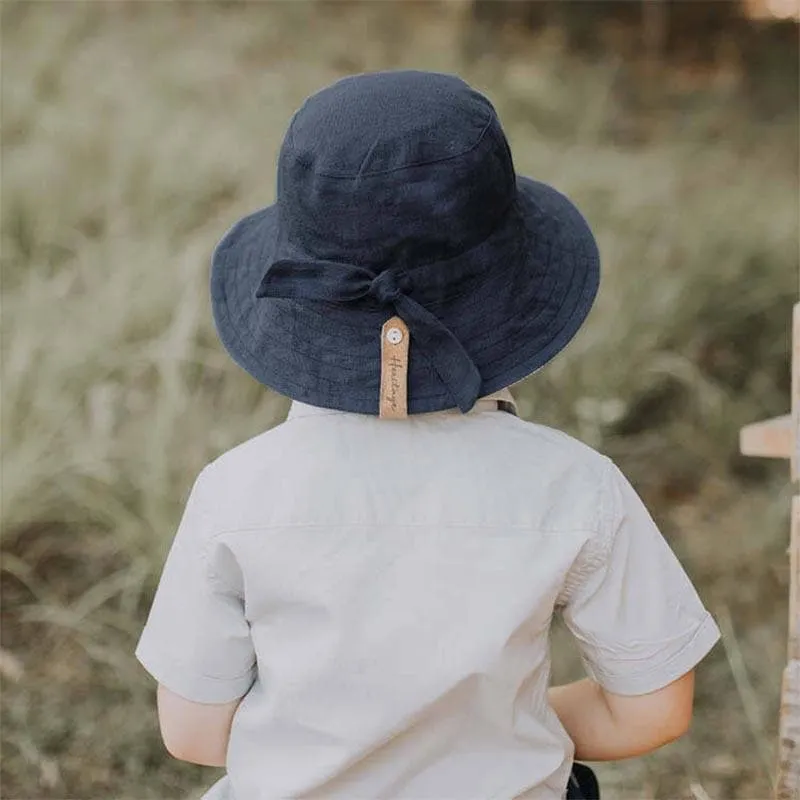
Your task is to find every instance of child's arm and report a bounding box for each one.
[548,670,694,761]
[552,458,719,762]
[135,465,257,767]
[157,684,245,767]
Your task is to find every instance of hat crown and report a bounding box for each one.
[286,71,494,176]
[276,71,516,268]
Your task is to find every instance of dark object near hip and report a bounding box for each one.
[566,763,600,800]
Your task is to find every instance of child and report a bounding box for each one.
[136,71,720,800]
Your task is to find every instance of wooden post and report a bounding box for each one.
[740,302,799,798]
[778,303,800,799]
[778,498,800,799]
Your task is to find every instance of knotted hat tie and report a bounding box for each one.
[256,259,482,413]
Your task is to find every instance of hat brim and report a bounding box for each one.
[211,176,600,414]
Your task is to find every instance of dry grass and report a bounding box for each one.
[1,2,798,798]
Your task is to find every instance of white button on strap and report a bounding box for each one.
[386,327,403,345]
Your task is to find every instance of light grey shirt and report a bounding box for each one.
[136,392,720,799]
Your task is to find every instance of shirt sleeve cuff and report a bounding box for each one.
[135,640,256,704]
[588,611,721,696]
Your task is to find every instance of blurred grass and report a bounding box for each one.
[1,2,798,798]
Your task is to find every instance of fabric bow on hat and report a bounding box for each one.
[256,259,482,413]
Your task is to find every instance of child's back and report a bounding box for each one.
[137,394,718,799]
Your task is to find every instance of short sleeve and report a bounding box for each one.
[559,458,720,696]
[135,466,256,703]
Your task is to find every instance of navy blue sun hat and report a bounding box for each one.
[211,70,600,415]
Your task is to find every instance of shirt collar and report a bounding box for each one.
[287,388,517,421]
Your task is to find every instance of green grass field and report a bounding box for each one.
[2,2,798,798]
